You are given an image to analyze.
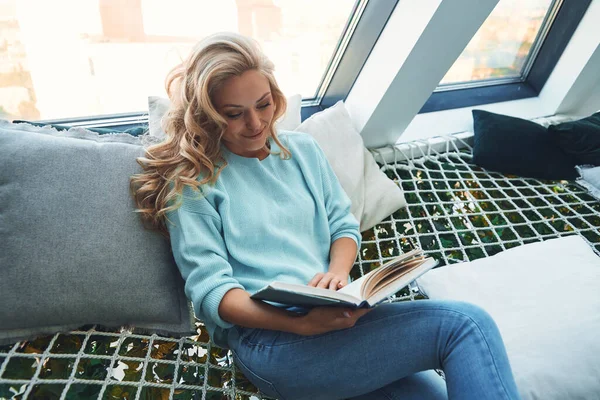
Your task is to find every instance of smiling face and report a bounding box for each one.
[213,69,275,159]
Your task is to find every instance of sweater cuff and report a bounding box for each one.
[202,283,245,330]
[332,230,361,249]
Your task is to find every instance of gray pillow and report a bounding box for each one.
[0,121,195,345]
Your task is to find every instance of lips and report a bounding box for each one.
[244,127,265,139]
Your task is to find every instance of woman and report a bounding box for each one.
[130,32,521,400]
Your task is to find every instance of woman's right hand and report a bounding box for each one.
[295,306,372,336]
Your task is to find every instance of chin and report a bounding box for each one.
[255,140,269,151]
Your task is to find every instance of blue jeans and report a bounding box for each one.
[227,300,521,400]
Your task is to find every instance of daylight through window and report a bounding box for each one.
[0,0,356,122]
[438,0,556,89]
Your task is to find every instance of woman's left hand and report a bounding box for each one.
[308,271,348,291]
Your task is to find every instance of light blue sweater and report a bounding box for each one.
[166,131,361,345]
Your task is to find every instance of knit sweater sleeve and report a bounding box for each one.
[166,198,244,330]
[309,138,362,248]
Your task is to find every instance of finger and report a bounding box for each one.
[317,275,333,289]
[338,309,361,329]
[328,279,340,291]
[337,280,346,288]
[308,273,324,287]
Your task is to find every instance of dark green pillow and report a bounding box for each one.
[548,112,600,166]
[472,110,578,180]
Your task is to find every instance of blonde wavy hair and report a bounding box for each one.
[130,32,291,239]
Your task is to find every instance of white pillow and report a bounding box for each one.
[576,165,600,201]
[416,235,600,400]
[147,94,302,140]
[295,101,406,232]
[276,93,302,131]
[147,96,171,140]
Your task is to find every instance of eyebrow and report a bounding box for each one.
[223,92,271,108]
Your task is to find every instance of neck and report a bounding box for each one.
[224,138,271,160]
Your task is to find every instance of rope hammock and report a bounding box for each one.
[1,134,599,400]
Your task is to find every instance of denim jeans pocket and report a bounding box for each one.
[231,349,283,399]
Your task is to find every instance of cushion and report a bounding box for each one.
[531,114,582,128]
[275,93,302,132]
[148,93,302,140]
[295,101,407,232]
[417,235,600,400]
[548,111,600,166]
[12,120,148,137]
[0,120,195,345]
[472,110,578,180]
[576,165,600,201]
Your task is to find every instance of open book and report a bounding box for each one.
[251,249,438,308]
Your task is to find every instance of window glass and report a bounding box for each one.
[0,0,355,121]
[439,0,554,87]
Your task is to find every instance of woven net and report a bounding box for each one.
[1,134,599,400]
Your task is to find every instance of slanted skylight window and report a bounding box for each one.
[0,0,356,122]
[437,0,556,90]
[421,0,589,113]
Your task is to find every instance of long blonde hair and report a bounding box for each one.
[130,32,291,239]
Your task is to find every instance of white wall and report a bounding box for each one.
[556,42,600,116]
[346,0,498,148]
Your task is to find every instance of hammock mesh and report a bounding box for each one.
[1,135,599,400]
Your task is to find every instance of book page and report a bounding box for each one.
[338,273,368,299]
[364,259,425,299]
[362,257,425,299]
[366,258,438,306]
[338,249,423,300]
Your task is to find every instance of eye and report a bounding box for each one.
[226,112,242,119]
[258,102,271,110]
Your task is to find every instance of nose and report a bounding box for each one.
[245,109,262,132]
